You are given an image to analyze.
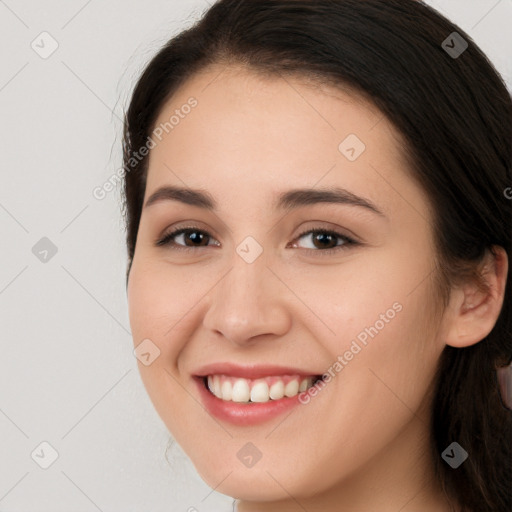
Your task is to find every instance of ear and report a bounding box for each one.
[442,246,508,348]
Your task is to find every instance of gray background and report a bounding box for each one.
[0,1,511,511]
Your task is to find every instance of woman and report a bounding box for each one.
[122,1,511,510]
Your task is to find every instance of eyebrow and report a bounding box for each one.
[143,185,386,217]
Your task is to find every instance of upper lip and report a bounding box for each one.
[194,362,322,380]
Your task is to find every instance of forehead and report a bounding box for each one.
[145,65,424,220]
[151,65,389,146]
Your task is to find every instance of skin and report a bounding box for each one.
[126,65,508,512]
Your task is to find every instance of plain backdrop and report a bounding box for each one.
[0,1,511,511]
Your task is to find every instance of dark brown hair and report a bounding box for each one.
[121,1,512,510]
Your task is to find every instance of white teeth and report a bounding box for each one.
[213,375,222,398]
[250,381,269,402]
[205,375,315,403]
[221,380,232,401]
[269,380,285,400]
[284,379,299,397]
[231,379,250,402]
[298,378,309,392]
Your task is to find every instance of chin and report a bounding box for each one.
[193,454,330,504]
[202,471,292,502]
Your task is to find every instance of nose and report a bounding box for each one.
[201,250,292,346]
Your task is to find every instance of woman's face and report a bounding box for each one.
[127,66,449,503]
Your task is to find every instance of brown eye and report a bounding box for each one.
[156,227,219,248]
[292,229,357,254]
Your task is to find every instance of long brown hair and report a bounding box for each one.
[121,1,512,510]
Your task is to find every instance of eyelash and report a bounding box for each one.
[155,224,359,256]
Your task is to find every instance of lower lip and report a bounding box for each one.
[194,377,308,426]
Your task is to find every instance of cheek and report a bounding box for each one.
[301,243,441,427]
[126,259,191,414]
[295,291,441,493]
[127,257,206,354]
[126,257,228,423]
[127,260,203,435]
[344,255,441,393]
[326,270,441,447]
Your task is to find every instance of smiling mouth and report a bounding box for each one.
[202,374,323,403]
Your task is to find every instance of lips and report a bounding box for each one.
[194,362,322,380]
[193,363,324,425]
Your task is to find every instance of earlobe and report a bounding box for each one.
[444,246,508,348]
